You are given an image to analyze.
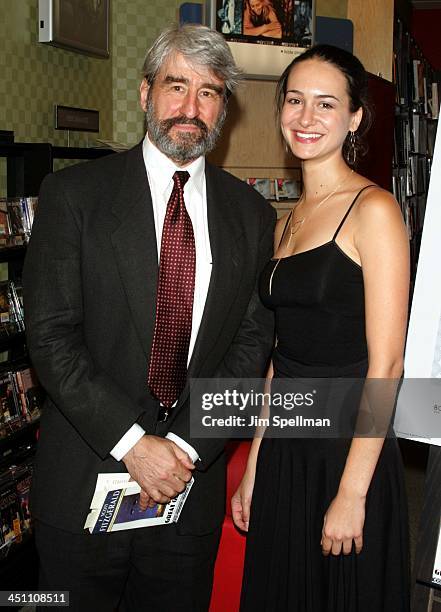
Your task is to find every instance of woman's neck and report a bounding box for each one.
[301,158,352,202]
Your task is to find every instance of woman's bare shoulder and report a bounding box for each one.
[354,184,402,221]
[351,182,407,250]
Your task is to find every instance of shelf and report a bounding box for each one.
[0,528,33,563]
[0,142,114,160]
[0,142,51,159]
[0,418,39,461]
[0,331,26,354]
[0,245,26,263]
[416,578,441,593]
[52,145,114,160]
[1,142,115,198]
[0,140,114,591]
[0,529,38,596]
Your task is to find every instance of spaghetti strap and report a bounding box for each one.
[332,185,376,241]
[277,211,293,249]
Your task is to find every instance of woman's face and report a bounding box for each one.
[280,58,362,163]
[250,0,264,14]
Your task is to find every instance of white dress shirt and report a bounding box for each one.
[110,136,212,463]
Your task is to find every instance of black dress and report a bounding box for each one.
[240,188,410,612]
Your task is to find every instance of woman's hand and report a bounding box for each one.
[321,489,366,556]
[231,468,256,532]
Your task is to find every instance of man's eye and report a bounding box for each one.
[320,102,333,109]
[200,90,214,98]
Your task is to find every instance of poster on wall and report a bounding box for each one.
[208,0,315,79]
[39,0,110,58]
[394,113,441,445]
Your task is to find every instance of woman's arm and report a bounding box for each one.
[243,8,282,37]
[263,9,282,37]
[231,361,274,531]
[321,188,410,556]
[231,210,284,530]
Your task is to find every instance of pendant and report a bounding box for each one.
[290,218,304,236]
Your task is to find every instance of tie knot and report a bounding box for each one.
[173,171,190,192]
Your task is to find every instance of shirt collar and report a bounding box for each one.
[143,135,205,197]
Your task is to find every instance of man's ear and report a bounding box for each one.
[139,78,150,112]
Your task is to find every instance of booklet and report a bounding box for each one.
[84,473,193,534]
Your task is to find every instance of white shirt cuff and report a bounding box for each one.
[110,423,146,461]
[166,432,199,463]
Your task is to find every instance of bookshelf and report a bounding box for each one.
[0,225,39,599]
[0,141,112,600]
[392,17,439,287]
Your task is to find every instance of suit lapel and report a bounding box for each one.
[187,163,245,381]
[110,143,158,358]
[110,150,245,399]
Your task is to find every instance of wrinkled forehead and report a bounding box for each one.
[154,51,226,89]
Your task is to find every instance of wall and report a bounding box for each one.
[0,0,113,195]
[411,9,441,71]
[0,0,352,156]
[111,0,183,146]
[110,0,349,147]
[316,0,347,19]
[0,0,113,147]
[347,0,394,80]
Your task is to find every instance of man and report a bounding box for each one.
[24,24,275,612]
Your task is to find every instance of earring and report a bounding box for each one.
[348,131,357,166]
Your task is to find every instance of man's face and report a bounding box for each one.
[140,52,227,166]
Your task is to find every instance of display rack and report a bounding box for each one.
[392,17,439,286]
[0,141,113,601]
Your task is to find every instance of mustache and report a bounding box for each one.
[160,116,209,135]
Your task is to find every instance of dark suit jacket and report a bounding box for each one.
[23,143,275,535]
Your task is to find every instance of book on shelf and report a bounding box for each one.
[246,178,275,201]
[0,476,21,549]
[84,473,194,534]
[0,280,25,337]
[0,372,21,437]
[412,59,422,103]
[12,463,32,535]
[0,460,33,552]
[275,178,301,201]
[428,120,437,158]
[14,367,43,423]
[431,83,439,120]
[0,197,38,247]
[0,366,43,439]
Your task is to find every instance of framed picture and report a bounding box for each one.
[207,0,315,79]
[38,0,110,58]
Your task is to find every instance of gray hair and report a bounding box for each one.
[142,24,243,98]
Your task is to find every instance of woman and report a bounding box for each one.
[233,45,410,611]
[243,0,282,38]
[294,0,312,46]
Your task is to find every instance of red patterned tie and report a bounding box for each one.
[148,171,195,412]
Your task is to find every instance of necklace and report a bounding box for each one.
[268,169,354,296]
[289,168,354,242]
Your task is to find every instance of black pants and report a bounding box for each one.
[35,519,221,612]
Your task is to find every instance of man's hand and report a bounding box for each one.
[122,435,194,507]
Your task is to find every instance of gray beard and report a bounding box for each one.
[145,95,226,165]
